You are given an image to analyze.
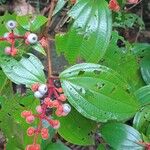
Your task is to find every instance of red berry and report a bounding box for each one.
[41,128,48,134]
[26,115,35,124]
[27,127,35,136]
[109,0,120,12]
[21,111,32,118]
[52,100,60,108]
[36,105,42,114]
[41,133,49,140]
[10,48,17,56]
[44,98,53,107]
[55,110,63,117]
[50,120,60,129]
[26,144,40,150]
[58,94,67,102]
[70,0,76,4]
[41,128,49,140]
[39,37,48,48]
[55,105,63,116]
[31,83,40,92]
[56,88,63,93]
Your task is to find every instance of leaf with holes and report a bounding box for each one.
[0,54,46,87]
[100,31,144,91]
[56,107,96,146]
[60,63,139,122]
[141,57,150,85]
[56,0,112,64]
[100,123,144,150]
[132,43,150,57]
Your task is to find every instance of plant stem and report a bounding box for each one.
[46,0,57,78]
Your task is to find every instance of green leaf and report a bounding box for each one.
[17,15,47,31]
[100,123,144,150]
[0,53,46,87]
[43,140,71,150]
[0,70,13,99]
[101,31,144,91]
[53,0,67,16]
[141,57,150,84]
[16,15,31,30]
[97,144,106,150]
[57,108,96,146]
[56,0,112,64]
[0,94,40,149]
[135,85,150,106]
[0,70,7,89]
[30,15,47,32]
[32,42,46,55]
[41,126,55,150]
[133,105,150,139]
[132,43,150,57]
[60,63,139,122]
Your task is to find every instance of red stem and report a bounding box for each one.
[14,35,26,39]
[33,120,42,145]
[11,31,15,51]
[0,37,7,41]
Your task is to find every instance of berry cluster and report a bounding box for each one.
[22,77,71,150]
[0,20,46,56]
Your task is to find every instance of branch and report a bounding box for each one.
[45,0,57,78]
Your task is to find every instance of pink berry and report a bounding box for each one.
[41,133,49,140]
[52,100,60,108]
[21,111,32,118]
[27,127,35,136]
[36,105,42,114]
[26,115,35,124]
[55,105,63,116]
[55,110,63,117]
[31,83,40,92]
[58,94,67,101]
[44,98,53,107]
[41,128,49,140]
[5,47,11,55]
[127,0,138,4]
[41,128,48,133]
[39,37,48,48]
[50,120,60,129]
[26,144,40,150]
[56,88,63,93]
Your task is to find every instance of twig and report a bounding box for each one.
[135,1,143,42]
[126,0,142,12]
[45,0,57,78]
